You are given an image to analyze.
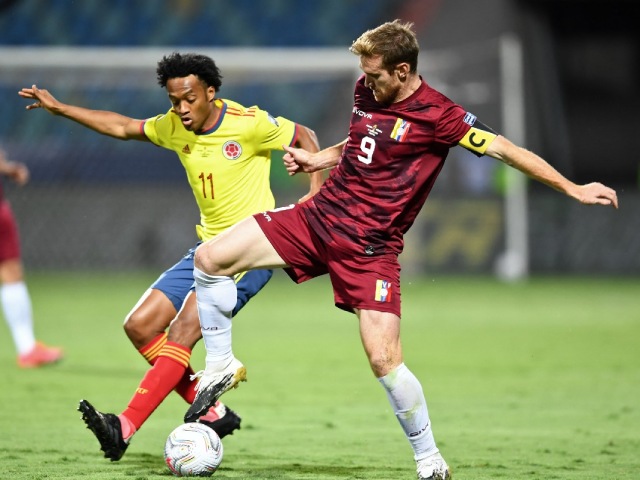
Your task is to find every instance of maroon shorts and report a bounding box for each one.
[0,201,21,262]
[254,205,401,316]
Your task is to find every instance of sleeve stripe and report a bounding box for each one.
[139,120,149,139]
[289,123,300,147]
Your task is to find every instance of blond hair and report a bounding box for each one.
[349,20,419,73]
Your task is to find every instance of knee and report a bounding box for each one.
[123,309,157,348]
[367,349,403,378]
[194,244,219,275]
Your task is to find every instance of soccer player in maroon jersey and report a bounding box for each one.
[0,148,63,368]
[184,21,618,479]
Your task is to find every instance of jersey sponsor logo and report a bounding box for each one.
[459,126,497,154]
[182,144,191,154]
[391,118,411,142]
[222,140,242,160]
[463,112,477,126]
[267,112,280,127]
[353,107,373,119]
[374,279,393,303]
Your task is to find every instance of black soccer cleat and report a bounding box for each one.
[78,399,129,461]
[197,403,242,439]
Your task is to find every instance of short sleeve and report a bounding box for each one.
[142,112,173,147]
[253,108,297,151]
[434,103,472,147]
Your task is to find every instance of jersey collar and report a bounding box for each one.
[198,99,227,135]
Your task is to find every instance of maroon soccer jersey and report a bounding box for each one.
[301,75,474,256]
[0,200,21,262]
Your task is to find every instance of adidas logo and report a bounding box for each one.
[182,144,191,154]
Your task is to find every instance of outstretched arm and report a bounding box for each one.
[293,124,324,202]
[485,135,618,208]
[18,85,147,141]
[283,139,346,177]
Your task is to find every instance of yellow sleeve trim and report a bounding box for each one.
[459,127,497,154]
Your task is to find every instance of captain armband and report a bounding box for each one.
[458,120,498,156]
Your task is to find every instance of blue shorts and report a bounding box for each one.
[151,243,273,315]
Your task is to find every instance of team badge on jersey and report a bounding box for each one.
[222,140,242,160]
[391,118,411,142]
[374,280,393,303]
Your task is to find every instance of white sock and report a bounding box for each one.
[378,363,438,461]
[1,282,36,355]
[193,267,237,371]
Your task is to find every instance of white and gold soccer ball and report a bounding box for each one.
[164,423,224,477]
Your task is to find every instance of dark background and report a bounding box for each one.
[1,0,637,274]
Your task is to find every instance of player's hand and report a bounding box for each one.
[283,144,315,176]
[18,85,61,114]
[9,162,30,186]
[572,182,618,209]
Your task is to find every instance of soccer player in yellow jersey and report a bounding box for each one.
[19,52,322,461]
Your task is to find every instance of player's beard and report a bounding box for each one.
[374,83,402,106]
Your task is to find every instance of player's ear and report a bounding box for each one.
[207,86,216,102]
[395,62,410,81]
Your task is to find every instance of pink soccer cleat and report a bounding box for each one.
[17,341,63,368]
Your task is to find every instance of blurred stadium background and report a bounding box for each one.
[0,0,637,276]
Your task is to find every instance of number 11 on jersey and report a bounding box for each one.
[199,172,214,199]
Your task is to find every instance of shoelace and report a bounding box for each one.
[190,370,205,391]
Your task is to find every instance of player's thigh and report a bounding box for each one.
[167,291,202,349]
[357,309,403,377]
[195,216,286,275]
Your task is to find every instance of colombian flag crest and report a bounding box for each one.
[391,118,411,142]
[375,279,393,303]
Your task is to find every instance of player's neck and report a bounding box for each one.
[395,75,422,104]
[200,100,222,132]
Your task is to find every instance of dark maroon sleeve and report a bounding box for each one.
[434,102,472,147]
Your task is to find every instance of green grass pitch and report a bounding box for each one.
[0,271,638,479]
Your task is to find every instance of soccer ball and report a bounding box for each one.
[164,423,224,477]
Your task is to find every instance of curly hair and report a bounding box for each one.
[156,52,223,90]
[350,20,419,73]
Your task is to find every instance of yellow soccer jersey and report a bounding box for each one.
[143,99,298,240]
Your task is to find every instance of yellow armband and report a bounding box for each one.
[458,126,497,155]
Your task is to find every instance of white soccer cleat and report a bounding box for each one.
[416,451,452,480]
[184,358,247,423]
